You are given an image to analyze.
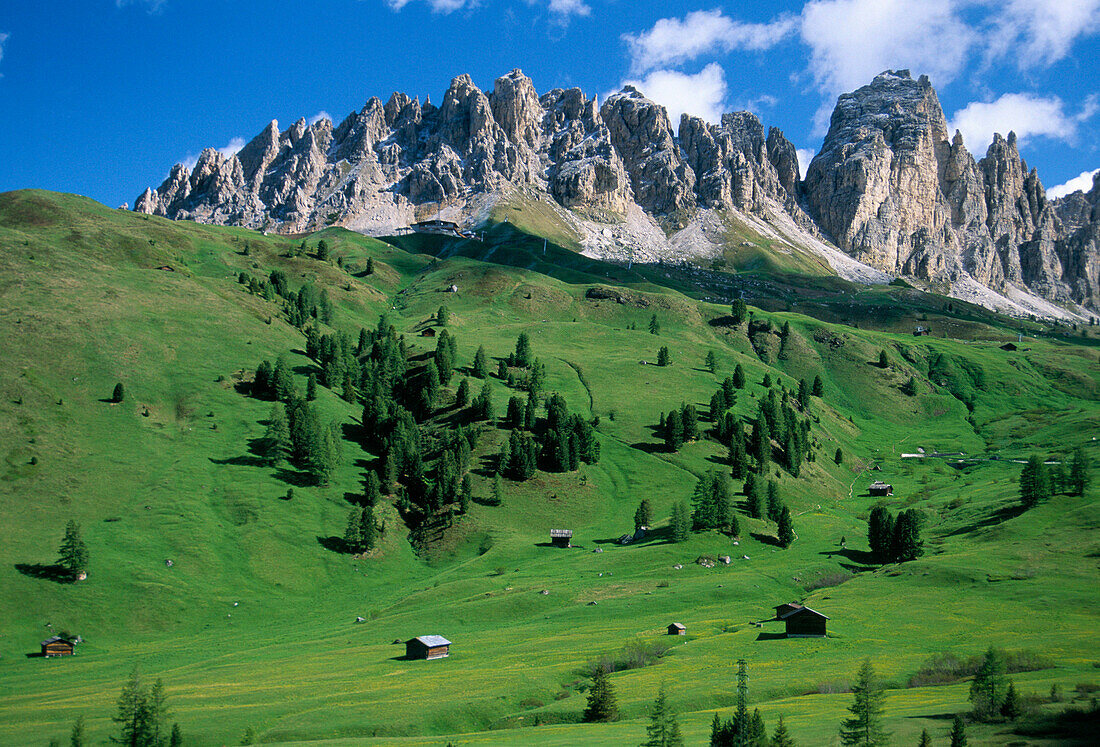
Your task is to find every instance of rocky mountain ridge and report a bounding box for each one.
[135,69,1099,317]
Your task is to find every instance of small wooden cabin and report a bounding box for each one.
[667,622,686,636]
[1000,342,1017,351]
[40,636,75,657]
[869,481,893,496]
[420,327,437,337]
[549,529,573,548]
[772,602,828,638]
[405,635,451,660]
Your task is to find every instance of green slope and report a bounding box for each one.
[0,190,1097,746]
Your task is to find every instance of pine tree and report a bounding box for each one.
[472,346,489,378]
[364,256,374,275]
[583,668,619,722]
[878,350,889,368]
[969,647,1008,721]
[1069,446,1090,496]
[316,239,329,261]
[359,506,377,551]
[771,715,795,747]
[733,363,746,389]
[657,346,671,366]
[1019,454,1050,508]
[306,374,318,401]
[456,378,470,408]
[57,519,89,578]
[835,448,843,465]
[916,728,931,747]
[705,350,718,374]
[168,723,182,747]
[776,506,795,548]
[798,379,810,410]
[665,410,684,452]
[766,481,782,522]
[113,669,167,747]
[513,332,532,367]
[437,304,449,326]
[634,499,653,529]
[868,506,894,563]
[839,659,888,746]
[949,715,967,747]
[69,715,86,747]
[273,355,294,402]
[731,298,748,326]
[641,686,683,747]
[812,374,824,397]
[649,314,661,335]
[902,376,918,396]
[670,501,691,542]
[111,383,126,403]
[1000,681,1021,720]
[891,509,924,562]
[262,405,292,465]
[344,508,362,552]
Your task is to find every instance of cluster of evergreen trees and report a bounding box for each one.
[710,660,791,746]
[690,470,739,536]
[658,404,700,452]
[742,475,796,547]
[238,270,336,328]
[968,647,1024,723]
[498,393,600,479]
[254,374,341,486]
[1019,448,1089,508]
[112,670,181,747]
[867,506,923,563]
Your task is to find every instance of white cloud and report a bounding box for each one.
[1046,168,1100,199]
[307,110,331,126]
[386,0,475,12]
[800,0,975,98]
[948,93,1096,151]
[985,0,1100,69]
[622,63,728,125]
[217,137,246,158]
[549,0,590,19]
[796,148,815,176]
[0,32,8,75]
[623,9,795,73]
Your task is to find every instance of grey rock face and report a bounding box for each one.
[134,67,1097,311]
[804,69,1098,309]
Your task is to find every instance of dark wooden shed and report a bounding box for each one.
[1000,342,1017,351]
[667,622,686,635]
[40,636,75,657]
[771,602,828,637]
[405,635,451,660]
[420,328,437,337]
[869,481,893,496]
[549,529,573,548]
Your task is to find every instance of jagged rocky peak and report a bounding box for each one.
[132,67,1097,313]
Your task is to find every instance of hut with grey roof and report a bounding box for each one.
[405,635,451,660]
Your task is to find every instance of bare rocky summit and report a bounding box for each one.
[135,68,1098,315]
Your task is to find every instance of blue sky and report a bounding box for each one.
[1,0,1097,207]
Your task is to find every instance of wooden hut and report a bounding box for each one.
[667,622,686,636]
[769,602,828,638]
[40,636,75,657]
[1000,342,1017,351]
[420,327,437,337]
[405,635,451,660]
[549,529,573,548]
[869,481,893,496]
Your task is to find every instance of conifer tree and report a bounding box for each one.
[111,383,126,403]
[492,471,504,505]
[344,508,362,552]
[641,686,683,747]
[69,715,86,747]
[891,509,924,562]
[456,378,470,408]
[916,728,931,747]
[57,520,89,578]
[777,506,795,548]
[513,332,532,367]
[835,448,843,465]
[670,501,691,542]
[839,659,888,746]
[1019,454,1050,508]
[262,405,292,465]
[273,355,294,402]
[771,715,795,747]
[584,668,619,722]
[306,374,318,401]
[665,410,684,452]
[634,499,653,529]
[524,392,538,429]
[762,373,772,388]
[359,506,377,551]
[949,715,967,747]
[648,313,661,335]
[733,363,746,389]
[364,256,374,275]
[657,346,671,366]
[472,346,489,378]
[812,374,824,397]
[364,470,381,506]
[798,379,810,410]
[731,298,748,326]
[766,480,782,522]
[1069,446,1090,496]
[969,647,1008,720]
[1000,681,1021,720]
[705,350,718,374]
[437,304,449,326]
[868,506,894,563]
[878,350,889,368]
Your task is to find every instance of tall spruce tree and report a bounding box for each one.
[731,298,748,326]
[917,729,931,747]
[1069,446,1090,496]
[262,405,292,465]
[57,520,89,578]
[771,715,795,747]
[583,668,619,722]
[472,346,489,378]
[705,350,718,374]
[949,715,967,747]
[839,659,888,746]
[776,506,795,548]
[969,647,1008,720]
[641,686,683,747]
[649,314,661,335]
[634,499,653,530]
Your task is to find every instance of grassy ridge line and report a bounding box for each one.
[0,190,1096,745]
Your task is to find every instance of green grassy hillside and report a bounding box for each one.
[0,190,1097,746]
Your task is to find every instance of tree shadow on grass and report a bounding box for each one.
[750,531,780,547]
[317,536,350,554]
[15,563,73,583]
[630,442,668,454]
[946,502,1027,537]
[818,547,877,565]
[209,454,268,468]
[592,526,673,546]
[273,467,315,487]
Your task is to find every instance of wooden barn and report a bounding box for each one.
[405,635,451,660]
[549,529,573,548]
[667,622,686,635]
[420,327,437,337]
[40,636,75,657]
[869,481,893,496]
[769,602,828,638]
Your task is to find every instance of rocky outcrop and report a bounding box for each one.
[803,69,1098,310]
[135,67,1098,312]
